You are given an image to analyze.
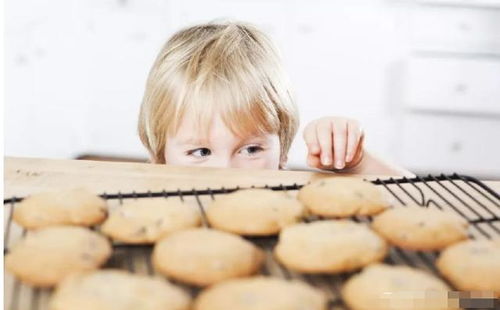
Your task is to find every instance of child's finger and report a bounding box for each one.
[316,122,333,166]
[332,122,347,169]
[307,153,322,168]
[345,133,365,169]
[346,122,361,163]
[302,123,320,155]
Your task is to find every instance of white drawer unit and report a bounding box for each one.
[411,7,500,55]
[405,57,500,115]
[397,114,500,176]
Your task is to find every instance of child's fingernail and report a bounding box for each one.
[335,160,345,169]
[321,155,331,166]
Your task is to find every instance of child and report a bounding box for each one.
[138,22,367,172]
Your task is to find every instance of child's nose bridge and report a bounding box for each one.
[207,154,233,168]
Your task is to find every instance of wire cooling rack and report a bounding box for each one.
[3,174,500,310]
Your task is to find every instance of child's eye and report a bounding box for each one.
[239,145,264,156]
[187,148,212,158]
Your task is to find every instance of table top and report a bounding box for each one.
[4,156,406,198]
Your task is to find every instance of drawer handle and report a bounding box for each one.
[451,141,462,153]
[455,83,468,94]
[458,22,471,32]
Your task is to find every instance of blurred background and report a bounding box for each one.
[4,0,500,178]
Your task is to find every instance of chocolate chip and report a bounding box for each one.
[81,253,93,261]
[134,226,147,236]
[87,237,98,249]
[354,191,364,199]
[348,257,361,266]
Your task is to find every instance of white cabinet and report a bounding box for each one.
[399,3,500,177]
[397,114,500,176]
[411,7,500,55]
[405,57,500,115]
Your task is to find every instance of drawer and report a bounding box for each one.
[404,57,500,115]
[396,114,500,176]
[411,7,500,54]
[415,0,500,7]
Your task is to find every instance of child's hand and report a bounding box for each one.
[303,117,364,170]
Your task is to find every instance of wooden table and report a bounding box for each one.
[4,157,404,198]
[6,156,499,196]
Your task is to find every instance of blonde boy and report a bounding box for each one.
[138,22,365,171]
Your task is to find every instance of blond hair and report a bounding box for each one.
[138,22,299,164]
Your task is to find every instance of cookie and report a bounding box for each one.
[342,264,455,310]
[372,206,469,251]
[274,220,388,273]
[101,199,201,244]
[206,189,304,236]
[49,270,191,310]
[5,226,112,287]
[194,276,327,310]
[152,228,263,286]
[436,239,500,296]
[13,188,107,229]
[298,177,389,217]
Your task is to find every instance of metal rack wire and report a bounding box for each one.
[3,173,500,310]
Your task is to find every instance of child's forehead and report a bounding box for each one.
[175,134,272,147]
[173,111,271,143]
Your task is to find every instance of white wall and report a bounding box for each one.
[5,0,500,177]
